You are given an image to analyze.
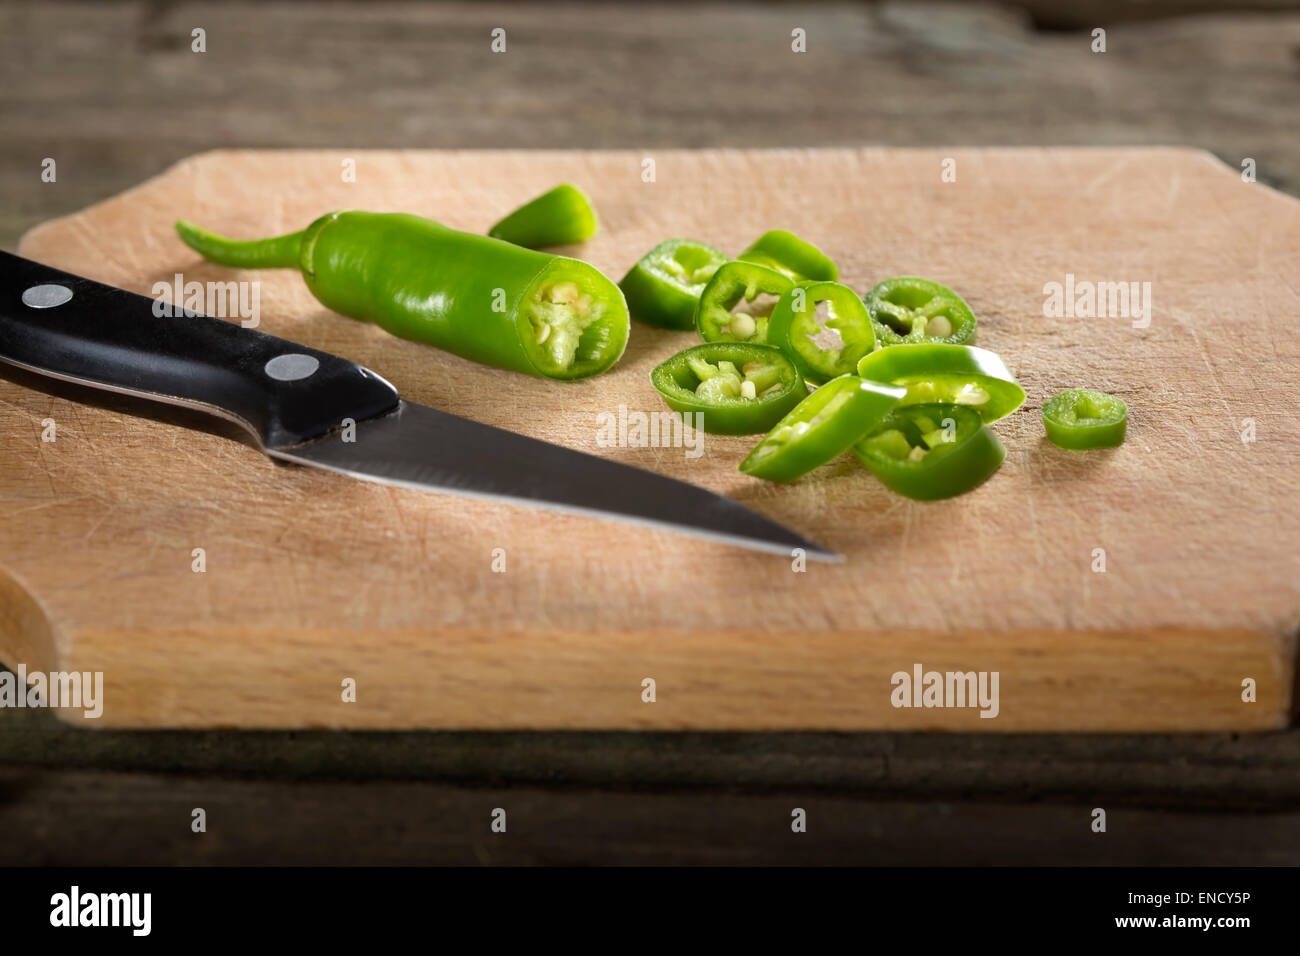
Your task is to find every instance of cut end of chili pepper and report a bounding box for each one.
[523,258,629,380]
[1042,388,1128,449]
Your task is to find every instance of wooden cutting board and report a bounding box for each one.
[3,148,1297,731]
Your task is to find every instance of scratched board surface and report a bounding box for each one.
[1,148,1297,730]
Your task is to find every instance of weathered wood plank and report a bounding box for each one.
[3,2,1298,249]
[3,766,1298,865]
[3,699,1299,809]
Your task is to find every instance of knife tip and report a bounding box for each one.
[806,545,844,564]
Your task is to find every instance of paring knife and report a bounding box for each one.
[0,251,838,560]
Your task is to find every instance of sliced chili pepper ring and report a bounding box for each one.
[856,344,1025,423]
[620,239,729,330]
[864,277,977,346]
[739,375,905,483]
[853,403,1005,500]
[1042,388,1128,449]
[738,230,839,282]
[767,281,877,386]
[651,343,806,436]
[695,261,794,345]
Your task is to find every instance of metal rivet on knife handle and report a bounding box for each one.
[263,353,321,382]
[21,284,74,309]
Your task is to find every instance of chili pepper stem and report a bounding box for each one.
[175,220,306,270]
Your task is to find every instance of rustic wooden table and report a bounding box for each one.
[2,0,1298,864]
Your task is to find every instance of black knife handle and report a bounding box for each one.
[0,250,399,449]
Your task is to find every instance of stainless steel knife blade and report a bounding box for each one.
[271,400,840,561]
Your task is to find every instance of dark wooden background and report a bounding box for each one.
[2,0,1298,865]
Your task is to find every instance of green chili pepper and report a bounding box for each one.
[175,212,628,381]
[1042,388,1128,449]
[856,344,1025,423]
[738,230,839,282]
[650,343,806,436]
[620,239,729,330]
[739,375,905,483]
[863,277,977,346]
[487,183,598,248]
[695,261,793,345]
[853,403,1006,500]
[767,281,877,386]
